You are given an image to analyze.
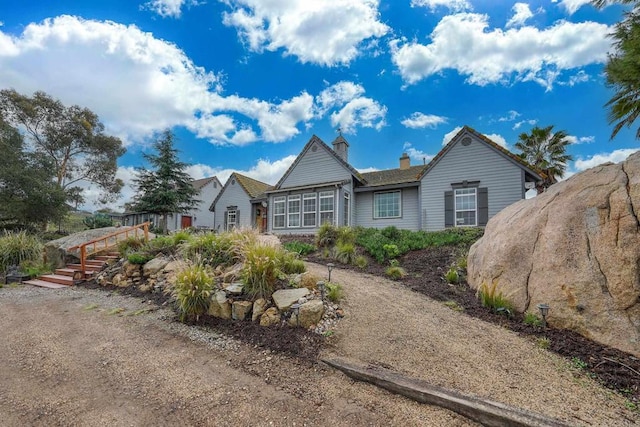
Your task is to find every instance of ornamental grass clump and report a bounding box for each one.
[241,243,282,299]
[283,241,316,256]
[174,263,214,322]
[478,280,514,317]
[279,250,306,274]
[118,237,145,256]
[444,265,460,284]
[183,233,234,266]
[326,282,344,303]
[0,230,43,272]
[334,241,356,265]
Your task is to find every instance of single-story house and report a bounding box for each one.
[209,172,272,233]
[209,126,542,234]
[123,176,222,231]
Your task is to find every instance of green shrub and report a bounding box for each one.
[316,222,339,248]
[326,282,344,303]
[283,241,316,256]
[334,241,356,265]
[337,226,356,246]
[524,312,543,327]
[83,213,113,229]
[127,252,153,265]
[242,243,282,299]
[173,263,214,322]
[143,235,178,256]
[279,251,306,274]
[0,230,43,272]
[171,230,192,245]
[383,243,400,260]
[118,237,145,256]
[381,226,401,240]
[444,266,459,284]
[19,259,52,277]
[182,232,235,266]
[385,265,406,280]
[354,255,368,269]
[478,281,514,316]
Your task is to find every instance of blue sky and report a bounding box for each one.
[1,0,638,211]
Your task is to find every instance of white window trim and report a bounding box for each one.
[226,209,237,231]
[319,190,334,225]
[302,193,317,228]
[273,196,286,229]
[287,195,301,228]
[373,190,402,219]
[343,191,350,226]
[454,188,478,227]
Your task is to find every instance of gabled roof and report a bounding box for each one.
[209,172,271,211]
[418,126,543,181]
[273,135,365,189]
[360,165,426,187]
[191,176,221,191]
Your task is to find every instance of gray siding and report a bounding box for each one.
[355,187,420,231]
[280,143,352,188]
[421,136,523,231]
[213,179,253,232]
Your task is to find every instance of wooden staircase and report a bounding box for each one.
[24,254,120,289]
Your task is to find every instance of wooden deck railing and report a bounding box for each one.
[68,222,151,273]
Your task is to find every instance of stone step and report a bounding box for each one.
[23,279,70,289]
[38,274,74,286]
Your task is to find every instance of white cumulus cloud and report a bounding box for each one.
[221,0,389,66]
[317,82,387,134]
[402,142,434,163]
[441,126,507,148]
[506,3,534,28]
[390,13,610,89]
[144,0,200,18]
[401,112,447,129]
[411,0,471,12]
[0,16,384,147]
[569,148,640,177]
[553,0,593,15]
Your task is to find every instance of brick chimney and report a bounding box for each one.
[399,152,410,170]
[332,135,349,163]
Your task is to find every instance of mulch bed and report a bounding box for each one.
[279,235,640,404]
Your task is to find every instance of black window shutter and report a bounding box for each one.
[224,210,228,230]
[444,191,454,228]
[478,187,488,226]
[237,210,240,228]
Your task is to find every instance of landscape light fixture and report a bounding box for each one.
[327,263,335,282]
[291,303,301,326]
[317,281,326,301]
[537,303,550,328]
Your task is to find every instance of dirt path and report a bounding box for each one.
[0,286,472,426]
[305,262,640,427]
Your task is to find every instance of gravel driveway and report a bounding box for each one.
[1,261,638,426]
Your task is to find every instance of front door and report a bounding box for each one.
[181,215,192,229]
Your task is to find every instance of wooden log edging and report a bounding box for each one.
[322,358,570,427]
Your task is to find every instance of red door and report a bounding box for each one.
[181,215,192,229]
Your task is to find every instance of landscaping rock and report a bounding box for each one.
[232,301,252,320]
[468,151,640,357]
[123,261,140,277]
[259,307,281,326]
[112,273,124,287]
[143,257,169,277]
[208,291,232,319]
[272,288,310,311]
[224,282,244,295]
[298,300,324,329]
[252,298,268,322]
[163,260,182,273]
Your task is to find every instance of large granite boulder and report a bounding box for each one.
[468,152,640,356]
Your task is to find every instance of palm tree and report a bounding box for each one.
[515,125,573,194]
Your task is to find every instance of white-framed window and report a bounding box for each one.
[319,191,334,225]
[374,190,401,219]
[226,210,237,231]
[455,188,477,226]
[303,193,317,227]
[287,195,301,228]
[343,192,350,226]
[273,196,286,229]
